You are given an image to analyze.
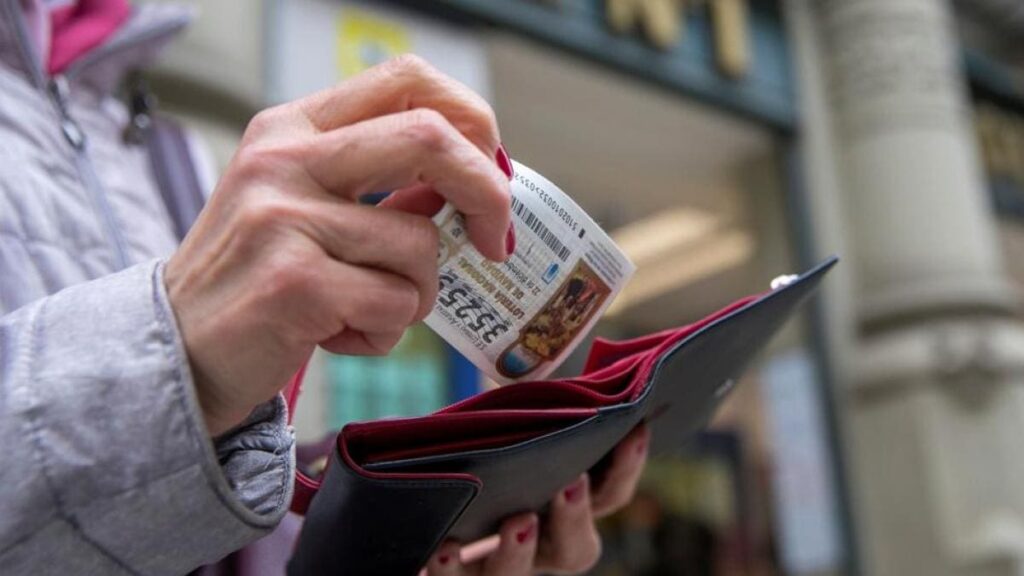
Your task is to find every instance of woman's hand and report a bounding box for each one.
[424,425,651,576]
[165,55,512,436]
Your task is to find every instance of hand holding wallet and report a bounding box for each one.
[284,257,837,575]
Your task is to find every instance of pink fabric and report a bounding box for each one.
[47,0,129,74]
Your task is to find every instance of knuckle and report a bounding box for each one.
[478,102,499,133]
[387,53,434,78]
[244,106,284,141]
[363,276,420,331]
[231,142,298,183]
[364,331,403,356]
[558,531,602,574]
[394,281,421,325]
[578,532,603,573]
[262,247,318,301]
[394,215,439,319]
[466,103,500,149]
[477,171,512,218]
[474,151,512,199]
[231,147,268,181]
[494,177,513,211]
[600,484,634,514]
[406,215,440,253]
[238,196,300,231]
[415,275,439,322]
[404,108,452,152]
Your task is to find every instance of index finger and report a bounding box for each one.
[298,54,501,156]
[302,108,511,260]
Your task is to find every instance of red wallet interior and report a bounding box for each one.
[336,293,760,466]
[285,292,762,514]
[346,409,598,464]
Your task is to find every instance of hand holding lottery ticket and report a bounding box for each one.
[426,160,635,384]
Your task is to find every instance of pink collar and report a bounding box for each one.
[44,0,130,75]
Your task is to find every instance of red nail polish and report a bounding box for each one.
[505,225,516,256]
[515,524,535,544]
[496,144,513,180]
[438,554,451,565]
[564,479,586,503]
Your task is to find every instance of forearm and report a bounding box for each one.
[0,260,293,573]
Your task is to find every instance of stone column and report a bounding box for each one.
[789,0,1024,574]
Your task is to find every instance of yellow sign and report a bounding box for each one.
[337,9,411,78]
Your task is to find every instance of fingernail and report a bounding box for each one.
[496,144,513,180]
[520,522,536,541]
[505,224,516,257]
[564,476,587,503]
[438,554,451,565]
[515,522,536,544]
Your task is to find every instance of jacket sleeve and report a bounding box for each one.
[0,259,295,574]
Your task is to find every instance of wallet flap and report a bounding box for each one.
[288,442,481,575]
[639,256,836,453]
[364,405,642,541]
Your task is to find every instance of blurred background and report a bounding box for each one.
[143,1,1024,574]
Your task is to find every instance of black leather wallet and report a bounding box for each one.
[285,257,837,575]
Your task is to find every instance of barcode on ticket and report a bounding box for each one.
[511,196,571,262]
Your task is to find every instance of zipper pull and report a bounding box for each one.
[123,71,156,145]
[48,74,86,150]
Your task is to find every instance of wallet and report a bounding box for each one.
[284,256,836,575]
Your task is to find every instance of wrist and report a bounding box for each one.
[194,380,249,437]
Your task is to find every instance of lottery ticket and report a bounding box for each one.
[425,160,635,385]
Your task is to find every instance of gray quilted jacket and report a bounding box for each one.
[0,3,294,575]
